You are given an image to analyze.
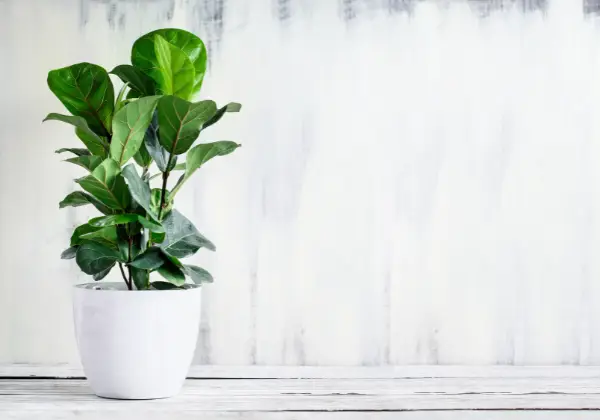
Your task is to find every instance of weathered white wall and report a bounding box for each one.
[1,0,600,366]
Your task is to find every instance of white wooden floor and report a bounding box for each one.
[2,367,600,419]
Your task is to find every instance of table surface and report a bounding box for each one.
[3,369,600,420]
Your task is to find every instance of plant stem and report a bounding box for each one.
[127,237,133,290]
[118,262,131,290]
[157,168,170,221]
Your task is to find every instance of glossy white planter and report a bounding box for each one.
[73,282,202,400]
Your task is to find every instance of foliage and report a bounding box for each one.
[46,28,241,290]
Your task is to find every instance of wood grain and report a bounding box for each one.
[3,374,600,419]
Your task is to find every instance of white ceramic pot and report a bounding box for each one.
[73,282,202,400]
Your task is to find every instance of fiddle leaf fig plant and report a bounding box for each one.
[45,28,241,290]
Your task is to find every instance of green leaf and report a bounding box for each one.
[151,281,180,290]
[76,129,109,158]
[59,191,96,208]
[133,141,153,168]
[70,223,102,246]
[132,29,206,99]
[76,158,131,210]
[131,266,150,290]
[160,209,215,258]
[47,63,114,137]
[171,141,240,196]
[129,247,164,270]
[150,231,165,244]
[61,246,78,260]
[43,113,109,156]
[121,164,159,221]
[58,191,113,215]
[89,214,164,232]
[110,96,160,165]
[203,102,242,131]
[110,64,156,96]
[153,34,195,99]
[76,242,121,275]
[184,264,213,284]
[157,257,186,286]
[64,155,104,172]
[158,96,217,155]
[127,89,142,100]
[186,141,240,175]
[143,112,172,172]
[114,82,129,113]
[55,148,90,157]
[79,225,119,250]
[89,214,139,227]
[92,263,114,281]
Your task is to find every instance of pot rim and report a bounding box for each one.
[74,282,201,292]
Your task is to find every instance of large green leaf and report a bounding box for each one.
[121,164,159,221]
[131,266,150,290]
[47,63,114,137]
[131,34,195,99]
[203,102,242,131]
[43,113,109,156]
[70,223,101,246]
[160,209,215,258]
[56,148,90,157]
[89,214,164,232]
[64,155,104,172]
[76,158,131,210]
[58,191,113,215]
[75,242,121,275]
[132,29,206,99]
[158,96,217,155]
[92,263,114,281]
[157,257,186,286]
[79,225,119,250]
[129,247,164,270]
[171,141,240,196]
[110,64,156,96]
[154,35,195,99]
[184,264,213,284]
[110,96,160,165]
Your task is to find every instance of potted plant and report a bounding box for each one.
[44,28,241,400]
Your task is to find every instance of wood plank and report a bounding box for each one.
[3,364,600,379]
[2,378,600,412]
[3,377,600,395]
[4,413,600,420]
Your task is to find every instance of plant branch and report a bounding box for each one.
[157,156,172,220]
[118,262,131,290]
[127,236,133,290]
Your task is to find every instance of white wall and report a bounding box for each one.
[1,0,600,366]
